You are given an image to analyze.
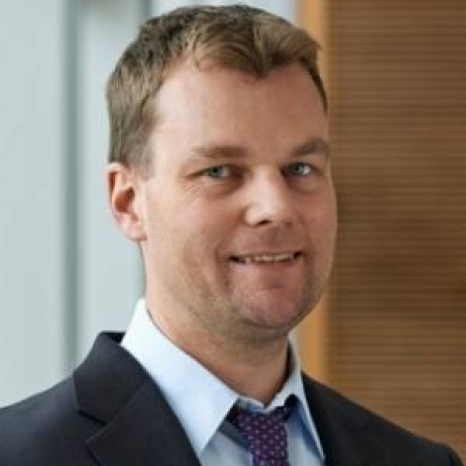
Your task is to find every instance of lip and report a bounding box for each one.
[229,251,303,264]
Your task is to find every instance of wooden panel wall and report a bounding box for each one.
[299,0,466,459]
[297,0,330,383]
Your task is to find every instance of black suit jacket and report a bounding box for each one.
[0,332,463,466]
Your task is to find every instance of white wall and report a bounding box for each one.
[75,0,144,364]
[0,0,144,406]
[0,0,296,406]
[0,0,65,406]
[152,0,296,18]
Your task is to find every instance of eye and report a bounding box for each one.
[202,165,237,180]
[202,165,231,179]
[285,162,314,176]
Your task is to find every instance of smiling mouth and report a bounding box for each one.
[230,252,302,264]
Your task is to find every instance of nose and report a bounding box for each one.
[243,171,297,228]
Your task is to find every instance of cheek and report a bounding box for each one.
[182,197,239,239]
[323,198,338,239]
[305,191,338,254]
[308,187,337,228]
[180,206,240,281]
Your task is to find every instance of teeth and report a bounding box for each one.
[235,253,297,264]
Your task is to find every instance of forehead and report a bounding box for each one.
[150,61,328,158]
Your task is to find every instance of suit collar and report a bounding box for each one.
[121,299,325,459]
[302,375,389,466]
[73,333,390,466]
[73,332,201,466]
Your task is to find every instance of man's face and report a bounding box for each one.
[137,61,337,345]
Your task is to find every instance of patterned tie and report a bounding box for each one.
[228,402,292,466]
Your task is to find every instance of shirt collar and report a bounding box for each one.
[121,298,324,460]
[234,341,325,460]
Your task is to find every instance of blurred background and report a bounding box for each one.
[1,0,464,459]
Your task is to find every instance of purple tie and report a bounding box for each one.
[228,403,292,466]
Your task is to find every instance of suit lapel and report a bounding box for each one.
[86,381,201,466]
[302,375,389,466]
[74,333,201,466]
[75,334,393,466]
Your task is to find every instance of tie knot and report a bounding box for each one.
[228,402,293,464]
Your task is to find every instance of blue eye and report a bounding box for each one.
[203,165,230,179]
[286,162,313,176]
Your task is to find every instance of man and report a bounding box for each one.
[0,5,463,466]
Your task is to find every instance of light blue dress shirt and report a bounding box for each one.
[121,299,325,466]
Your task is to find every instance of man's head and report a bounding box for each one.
[107,5,336,351]
[106,4,327,175]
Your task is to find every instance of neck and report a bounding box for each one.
[146,299,290,405]
[190,333,290,405]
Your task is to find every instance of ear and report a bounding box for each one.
[106,162,147,242]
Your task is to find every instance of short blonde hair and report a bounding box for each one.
[107,5,327,173]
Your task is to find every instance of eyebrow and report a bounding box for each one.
[292,137,330,158]
[191,144,247,160]
[191,137,330,161]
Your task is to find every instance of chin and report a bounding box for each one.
[241,298,310,332]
